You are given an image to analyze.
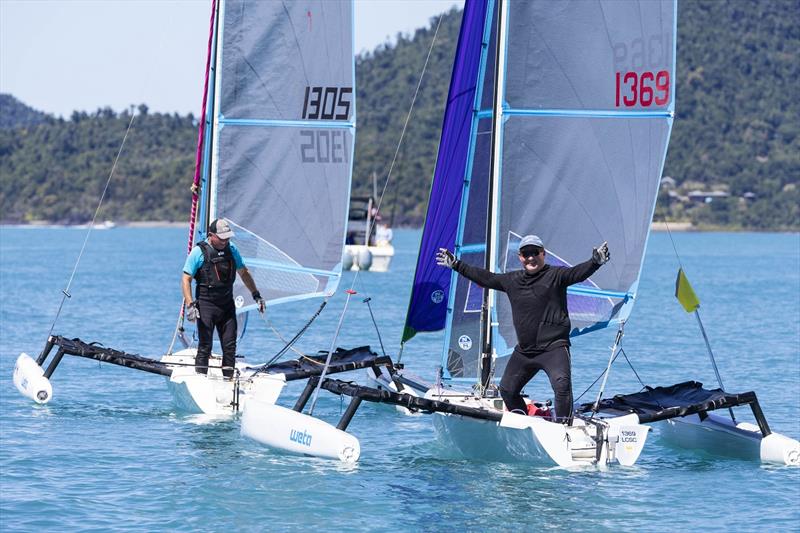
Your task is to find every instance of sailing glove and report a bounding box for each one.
[592,241,610,265]
[436,248,457,269]
[252,291,266,314]
[186,301,200,322]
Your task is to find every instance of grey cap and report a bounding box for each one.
[209,218,235,239]
[518,234,544,250]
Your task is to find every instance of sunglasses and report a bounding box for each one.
[519,246,542,258]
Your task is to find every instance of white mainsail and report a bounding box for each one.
[199,0,356,312]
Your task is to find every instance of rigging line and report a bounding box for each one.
[574,347,648,404]
[348,10,445,298]
[252,299,328,373]
[355,275,387,357]
[262,314,311,361]
[262,316,325,365]
[277,13,445,394]
[169,0,218,355]
[363,297,386,357]
[308,289,357,416]
[663,219,734,421]
[574,347,621,402]
[44,112,138,343]
[619,349,648,391]
[663,219,684,270]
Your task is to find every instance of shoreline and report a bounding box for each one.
[2,221,798,233]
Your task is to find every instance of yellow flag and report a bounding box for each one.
[675,268,700,313]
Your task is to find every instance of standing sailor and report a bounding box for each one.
[436,235,610,423]
[182,218,266,377]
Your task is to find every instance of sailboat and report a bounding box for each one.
[245,0,798,466]
[13,0,392,416]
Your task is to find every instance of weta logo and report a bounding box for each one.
[289,429,312,447]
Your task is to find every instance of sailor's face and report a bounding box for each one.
[209,233,230,250]
[519,247,545,272]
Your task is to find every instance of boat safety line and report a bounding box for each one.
[45,112,138,346]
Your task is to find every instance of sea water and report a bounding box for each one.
[1,228,798,532]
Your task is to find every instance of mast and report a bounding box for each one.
[205,0,225,232]
[479,0,508,390]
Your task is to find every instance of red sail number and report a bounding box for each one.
[615,70,670,107]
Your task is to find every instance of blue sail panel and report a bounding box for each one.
[402,0,490,342]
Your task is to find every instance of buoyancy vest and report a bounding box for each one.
[194,241,236,301]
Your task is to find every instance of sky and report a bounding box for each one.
[0,0,461,117]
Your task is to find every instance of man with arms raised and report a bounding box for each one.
[437,235,610,424]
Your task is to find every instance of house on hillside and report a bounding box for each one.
[687,190,730,204]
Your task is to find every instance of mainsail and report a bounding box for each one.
[197,0,356,312]
[404,0,676,381]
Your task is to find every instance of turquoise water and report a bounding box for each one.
[1,228,798,532]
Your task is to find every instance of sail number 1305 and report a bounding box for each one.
[302,86,352,120]
[615,70,670,107]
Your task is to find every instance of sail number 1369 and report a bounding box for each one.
[615,70,670,107]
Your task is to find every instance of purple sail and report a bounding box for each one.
[402,0,489,342]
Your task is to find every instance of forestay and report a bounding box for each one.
[404,0,676,381]
[199,0,356,312]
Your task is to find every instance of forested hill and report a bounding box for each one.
[1,1,797,229]
[0,94,50,129]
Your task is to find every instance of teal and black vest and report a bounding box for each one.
[194,241,236,302]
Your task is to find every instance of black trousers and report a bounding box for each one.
[195,299,237,378]
[498,346,573,423]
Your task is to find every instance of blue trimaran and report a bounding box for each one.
[14,0,393,417]
[242,0,798,466]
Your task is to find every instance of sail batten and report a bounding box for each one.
[220,118,355,129]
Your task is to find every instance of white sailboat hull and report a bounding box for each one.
[161,349,286,416]
[425,389,649,467]
[241,400,360,463]
[343,244,394,272]
[658,412,800,466]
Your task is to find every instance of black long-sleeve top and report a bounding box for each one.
[453,258,601,355]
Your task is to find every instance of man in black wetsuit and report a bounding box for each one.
[436,235,610,424]
[181,218,266,378]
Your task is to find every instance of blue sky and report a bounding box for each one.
[1,0,460,117]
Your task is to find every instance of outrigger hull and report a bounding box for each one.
[584,381,800,466]
[659,413,799,465]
